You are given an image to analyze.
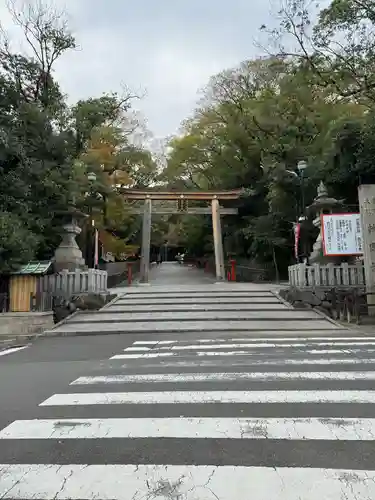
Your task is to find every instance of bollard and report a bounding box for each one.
[128,263,133,286]
[230,259,236,282]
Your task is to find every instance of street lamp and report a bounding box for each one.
[87,171,97,183]
[297,160,307,173]
[297,160,308,263]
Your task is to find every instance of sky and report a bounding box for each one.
[0,0,276,141]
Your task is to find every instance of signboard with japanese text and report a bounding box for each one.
[322,213,363,256]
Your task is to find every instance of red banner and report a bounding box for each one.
[94,228,99,268]
[294,223,301,260]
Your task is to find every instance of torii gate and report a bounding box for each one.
[121,189,242,283]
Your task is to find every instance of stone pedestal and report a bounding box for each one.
[309,217,325,264]
[53,217,86,272]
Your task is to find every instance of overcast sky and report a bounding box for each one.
[1,0,275,140]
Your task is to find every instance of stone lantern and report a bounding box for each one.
[307,181,343,264]
[53,166,98,272]
[53,206,88,272]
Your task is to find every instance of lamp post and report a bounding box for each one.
[87,172,97,268]
[87,171,97,183]
[297,161,308,263]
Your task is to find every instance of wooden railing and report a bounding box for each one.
[288,263,365,288]
[196,257,273,282]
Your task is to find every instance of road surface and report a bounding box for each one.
[0,266,374,498]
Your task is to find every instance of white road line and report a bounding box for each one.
[123,347,151,352]
[134,340,174,345]
[111,348,371,360]
[133,337,375,344]
[1,464,374,499]
[39,390,375,406]
[139,358,375,368]
[111,352,175,359]
[2,417,375,440]
[308,349,374,354]
[71,371,375,385]
[156,342,375,350]
[0,345,28,357]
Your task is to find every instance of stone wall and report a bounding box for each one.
[0,312,54,338]
[280,286,367,320]
[53,292,117,323]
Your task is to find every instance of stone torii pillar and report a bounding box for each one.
[211,196,226,281]
[139,197,152,283]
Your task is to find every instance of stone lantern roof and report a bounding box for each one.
[307,181,343,215]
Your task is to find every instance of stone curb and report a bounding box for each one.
[273,291,295,310]
[309,306,351,329]
[66,316,329,324]
[37,326,347,338]
[78,306,293,314]
[100,293,120,310]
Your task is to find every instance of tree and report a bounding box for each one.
[0,212,39,272]
[1,0,75,111]
[261,0,375,103]
[162,54,366,276]
[0,1,156,271]
[0,1,78,269]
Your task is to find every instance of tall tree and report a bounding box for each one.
[163,55,365,275]
[261,0,375,102]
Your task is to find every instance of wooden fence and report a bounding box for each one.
[288,263,365,288]
[37,269,108,296]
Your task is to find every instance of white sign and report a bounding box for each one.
[322,213,363,256]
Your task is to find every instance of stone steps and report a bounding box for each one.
[44,284,343,337]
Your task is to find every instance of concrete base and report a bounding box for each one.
[0,312,53,339]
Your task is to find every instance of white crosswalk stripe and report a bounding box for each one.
[2,464,375,499]
[71,371,375,383]
[2,333,375,498]
[0,345,29,357]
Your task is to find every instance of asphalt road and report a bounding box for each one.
[1,267,375,499]
[1,328,375,498]
[0,334,143,429]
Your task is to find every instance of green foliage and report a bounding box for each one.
[0,212,39,272]
[163,3,375,275]
[0,1,156,272]
[1,0,375,277]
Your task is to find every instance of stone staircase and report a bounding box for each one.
[45,284,347,337]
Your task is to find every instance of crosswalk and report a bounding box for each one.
[2,332,375,498]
